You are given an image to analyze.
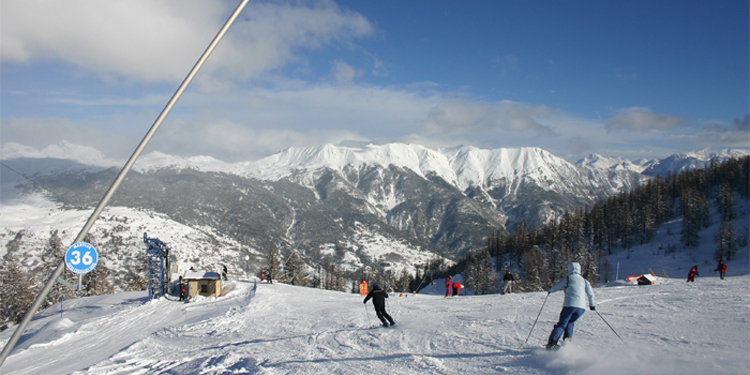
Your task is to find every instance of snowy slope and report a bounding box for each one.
[0,193,259,284]
[0,273,747,375]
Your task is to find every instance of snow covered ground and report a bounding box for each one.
[1,272,747,375]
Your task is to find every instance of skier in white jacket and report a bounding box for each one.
[545,262,596,350]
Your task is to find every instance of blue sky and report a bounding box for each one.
[1,0,748,163]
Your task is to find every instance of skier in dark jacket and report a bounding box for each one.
[502,271,515,294]
[363,282,395,327]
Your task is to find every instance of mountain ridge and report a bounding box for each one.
[2,141,747,284]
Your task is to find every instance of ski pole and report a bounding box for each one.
[524,292,549,344]
[364,302,371,323]
[595,310,625,343]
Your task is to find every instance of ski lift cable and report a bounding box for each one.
[0,0,251,367]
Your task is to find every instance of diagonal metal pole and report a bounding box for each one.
[0,0,250,367]
[524,292,549,345]
[595,310,625,343]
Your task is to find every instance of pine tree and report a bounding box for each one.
[284,249,307,286]
[715,220,737,262]
[715,182,736,221]
[0,254,35,329]
[265,245,281,283]
[83,260,114,296]
[520,246,546,292]
[40,230,77,308]
[680,187,707,247]
[463,249,497,295]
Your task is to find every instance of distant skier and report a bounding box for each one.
[687,265,699,282]
[452,282,461,296]
[222,264,228,281]
[363,282,395,327]
[714,261,727,280]
[545,262,596,350]
[502,271,515,294]
[445,275,453,298]
[179,276,185,301]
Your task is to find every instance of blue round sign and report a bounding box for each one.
[65,242,99,275]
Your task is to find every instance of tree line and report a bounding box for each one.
[473,156,749,294]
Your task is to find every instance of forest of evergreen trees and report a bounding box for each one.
[479,156,750,293]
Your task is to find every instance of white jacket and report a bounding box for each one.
[548,262,595,309]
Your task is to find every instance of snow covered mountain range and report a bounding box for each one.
[576,148,750,176]
[1,141,748,285]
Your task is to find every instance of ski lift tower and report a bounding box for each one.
[143,232,171,299]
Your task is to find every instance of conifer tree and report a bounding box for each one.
[715,182,736,221]
[463,249,497,295]
[520,246,546,292]
[715,220,737,262]
[40,230,77,308]
[284,249,307,286]
[0,254,35,329]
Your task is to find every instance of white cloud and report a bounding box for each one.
[152,116,369,160]
[421,99,557,136]
[1,0,373,86]
[734,113,749,131]
[0,117,140,157]
[604,107,685,132]
[332,60,357,85]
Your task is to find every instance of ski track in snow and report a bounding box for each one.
[1,274,747,375]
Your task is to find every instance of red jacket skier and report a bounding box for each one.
[179,280,186,301]
[445,276,452,297]
[687,265,699,282]
[714,261,727,280]
[452,282,461,296]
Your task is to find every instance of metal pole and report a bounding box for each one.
[524,292,549,345]
[0,0,250,367]
[364,302,371,324]
[595,310,625,343]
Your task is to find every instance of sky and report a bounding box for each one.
[1,0,748,163]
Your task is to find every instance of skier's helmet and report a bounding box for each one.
[373,282,378,287]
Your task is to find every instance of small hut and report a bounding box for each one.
[637,274,656,285]
[183,270,222,298]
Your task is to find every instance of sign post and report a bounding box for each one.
[65,242,99,276]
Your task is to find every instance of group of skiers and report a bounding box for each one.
[444,275,462,297]
[358,257,730,346]
[686,260,728,282]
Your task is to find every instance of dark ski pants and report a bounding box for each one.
[549,306,585,343]
[374,304,393,324]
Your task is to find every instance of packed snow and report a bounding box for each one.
[1,269,748,374]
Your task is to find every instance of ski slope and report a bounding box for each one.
[1,273,748,375]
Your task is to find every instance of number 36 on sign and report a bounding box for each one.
[65,242,99,275]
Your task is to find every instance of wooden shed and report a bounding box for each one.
[637,274,656,285]
[183,270,222,298]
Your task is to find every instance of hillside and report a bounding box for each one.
[0,272,747,374]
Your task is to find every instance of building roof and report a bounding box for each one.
[183,270,221,280]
